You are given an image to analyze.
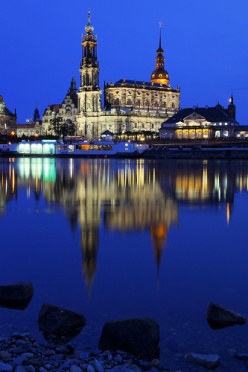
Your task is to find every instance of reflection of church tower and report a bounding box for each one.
[150,24,170,86]
[81,226,99,294]
[77,11,101,138]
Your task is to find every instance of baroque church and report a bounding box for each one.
[42,12,180,139]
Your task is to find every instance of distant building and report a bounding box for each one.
[159,98,239,140]
[0,95,16,135]
[16,107,42,137]
[42,12,180,139]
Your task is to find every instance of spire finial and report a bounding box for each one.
[85,10,94,33]
[159,22,162,49]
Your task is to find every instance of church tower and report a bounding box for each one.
[77,12,102,138]
[150,24,170,86]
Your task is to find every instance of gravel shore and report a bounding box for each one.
[0,333,165,372]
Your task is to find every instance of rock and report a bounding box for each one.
[70,366,83,372]
[38,303,86,344]
[235,353,248,361]
[0,282,34,310]
[87,365,95,372]
[184,352,220,369]
[0,361,13,371]
[14,367,27,372]
[114,355,123,364]
[98,318,160,359]
[150,359,159,367]
[206,302,246,329]
[92,359,104,372]
[109,365,142,372]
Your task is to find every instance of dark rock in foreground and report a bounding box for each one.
[206,302,246,329]
[98,318,160,359]
[184,352,220,369]
[235,353,248,361]
[0,282,34,310]
[38,303,86,343]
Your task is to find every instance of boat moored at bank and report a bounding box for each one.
[7,139,149,157]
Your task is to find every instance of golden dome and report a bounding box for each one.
[151,68,169,85]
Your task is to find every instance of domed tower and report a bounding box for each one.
[150,24,170,86]
[77,11,102,138]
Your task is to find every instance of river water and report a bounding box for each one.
[1,157,248,371]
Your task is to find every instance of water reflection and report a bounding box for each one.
[1,158,248,292]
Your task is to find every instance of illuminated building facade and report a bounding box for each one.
[42,12,180,139]
[0,95,16,135]
[42,77,78,136]
[159,99,238,140]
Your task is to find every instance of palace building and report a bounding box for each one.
[159,98,239,140]
[42,12,180,139]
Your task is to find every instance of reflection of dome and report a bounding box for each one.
[150,224,167,267]
[151,68,169,85]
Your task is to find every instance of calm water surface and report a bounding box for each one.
[1,157,248,371]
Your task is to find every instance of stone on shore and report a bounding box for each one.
[98,318,160,359]
[206,302,246,329]
[38,303,86,343]
[184,352,220,369]
[0,282,34,310]
[234,353,248,361]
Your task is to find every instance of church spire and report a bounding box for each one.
[79,11,100,91]
[150,23,170,86]
[77,11,102,138]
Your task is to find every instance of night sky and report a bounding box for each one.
[1,0,248,124]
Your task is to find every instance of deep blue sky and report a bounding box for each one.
[1,1,248,124]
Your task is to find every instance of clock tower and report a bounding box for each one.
[77,11,102,138]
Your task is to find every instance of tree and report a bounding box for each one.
[49,117,76,140]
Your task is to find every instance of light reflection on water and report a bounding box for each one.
[1,157,248,370]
